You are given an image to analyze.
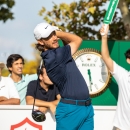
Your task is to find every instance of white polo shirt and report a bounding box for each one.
[0,76,19,99]
[111,61,130,130]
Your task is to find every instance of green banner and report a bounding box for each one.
[103,0,119,24]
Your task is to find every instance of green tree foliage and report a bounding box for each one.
[39,0,129,40]
[0,0,15,22]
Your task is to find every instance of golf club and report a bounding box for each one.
[32,59,46,122]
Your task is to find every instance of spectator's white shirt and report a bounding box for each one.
[111,61,130,130]
[0,76,20,99]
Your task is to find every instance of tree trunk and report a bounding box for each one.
[118,0,130,39]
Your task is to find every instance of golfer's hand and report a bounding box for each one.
[49,103,56,115]
[0,96,8,102]
[100,24,109,37]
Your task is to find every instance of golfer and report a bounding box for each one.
[33,22,94,130]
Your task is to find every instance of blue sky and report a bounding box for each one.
[0,0,77,63]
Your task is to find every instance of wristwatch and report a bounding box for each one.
[73,48,111,97]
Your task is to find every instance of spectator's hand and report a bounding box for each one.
[100,24,109,37]
[0,96,8,102]
[38,107,48,113]
[49,103,56,115]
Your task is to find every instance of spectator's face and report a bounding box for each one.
[9,58,24,75]
[37,31,59,51]
[39,68,53,85]
[126,58,130,64]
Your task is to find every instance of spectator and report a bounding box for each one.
[0,62,20,105]
[6,54,37,105]
[100,24,130,130]
[26,64,61,114]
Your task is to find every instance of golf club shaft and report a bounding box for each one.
[32,60,43,111]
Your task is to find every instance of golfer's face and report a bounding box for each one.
[41,31,59,50]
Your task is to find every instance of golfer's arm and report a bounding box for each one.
[61,40,69,46]
[0,98,20,105]
[26,96,51,107]
[51,94,61,106]
[101,36,113,72]
[56,31,82,55]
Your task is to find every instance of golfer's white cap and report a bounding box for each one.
[34,22,56,40]
[0,62,5,69]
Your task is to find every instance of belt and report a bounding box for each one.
[60,98,91,106]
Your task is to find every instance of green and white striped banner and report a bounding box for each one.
[103,0,119,24]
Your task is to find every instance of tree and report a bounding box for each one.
[118,0,130,39]
[22,60,39,75]
[39,0,129,40]
[0,0,15,22]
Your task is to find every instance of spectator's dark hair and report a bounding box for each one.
[6,54,24,73]
[37,63,45,76]
[35,44,44,52]
[124,49,130,59]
